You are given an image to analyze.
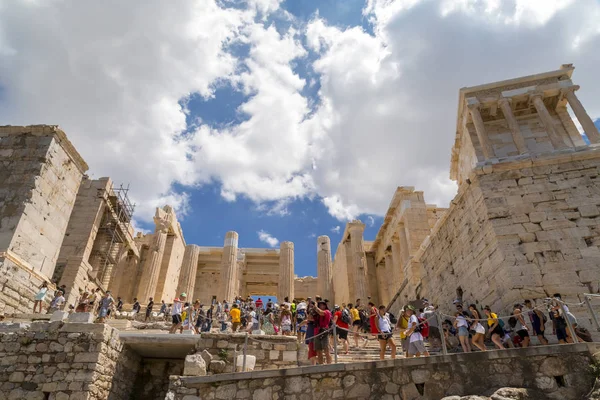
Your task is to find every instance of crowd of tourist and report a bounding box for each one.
[32,282,595,365]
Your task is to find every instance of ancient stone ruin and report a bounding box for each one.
[2,64,600,399]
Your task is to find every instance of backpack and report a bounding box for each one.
[498,318,505,329]
[416,316,430,338]
[388,312,398,325]
[341,309,351,325]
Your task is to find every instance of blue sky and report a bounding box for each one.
[2,1,600,282]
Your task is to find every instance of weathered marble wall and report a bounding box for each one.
[167,343,598,400]
[0,321,140,400]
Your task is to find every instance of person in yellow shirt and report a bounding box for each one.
[395,308,410,357]
[230,304,241,332]
[349,303,361,348]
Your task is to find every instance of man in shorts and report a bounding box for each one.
[524,299,548,345]
[333,305,349,354]
[313,300,332,364]
[169,293,186,334]
[348,303,361,348]
[230,303,241,332]
[404,305,429,358]
[395,308,410,357]
[97,291,114,323]
[513,304,530,347]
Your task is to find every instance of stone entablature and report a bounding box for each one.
[166,343,599,400]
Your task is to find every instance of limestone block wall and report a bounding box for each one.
[0,257,54,315]
[294,276,318,300]
[0,126,87,278]
[403,180,500,311]
[132,359,183,400]
[475,150,600,308]
[195,333,299,371]
[0,321,140,400]
[167,343,598,400]
[193,270,220,304]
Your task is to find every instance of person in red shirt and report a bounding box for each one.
[255,298,263,310]
[333,305,349,354]
[314,300,332,364]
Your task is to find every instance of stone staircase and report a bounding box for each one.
[335,333,413,363]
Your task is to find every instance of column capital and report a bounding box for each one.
[280,241,294,250]
[348,220,366,233]
[529,91,545,102]
[561,85,580,95]
[497,97,512,107]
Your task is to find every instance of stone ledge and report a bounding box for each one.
[177,343,600,386]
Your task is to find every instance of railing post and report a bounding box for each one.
[584,296,600,332]
[437,312,448,356]
[559,300,578,343]
[332,324,338,364]
[242,332,248,372]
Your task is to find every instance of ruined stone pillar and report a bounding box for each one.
[279,242,295,302]
[498,97,528,154]
[136,232,167,301]
[531,93,569,150]
[176,244,200,299]
[562,86,600,144]
[383,250,395,304]
[391,238,404,286]
[467,101,495,159]
[348,221,369,302]
[344,240,356,302]
[317,236,334,303]
[218,231,239,302]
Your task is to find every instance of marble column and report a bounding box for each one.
[467,101,495,159]
[317,236,334,303]
[390,238,404,287]
[344,239,356,302]
[278,241,295,302]
[348,220,369,302]
[219,231,239,302]
[136,231,167,301]
[176,244,200,299]
[498,97,528,154]
[531,93,568,150]
[562,86,600,144]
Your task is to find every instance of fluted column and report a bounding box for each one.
[136,232,167,301]
[348,220,368,302]
[219,231,239,302]
[562,86,600,144]
[498,97,528,154]
[278,242,295,301]
[467,101,494,159]
[531,93,568,150]
[317,236,334,302]
[176,244,200,299]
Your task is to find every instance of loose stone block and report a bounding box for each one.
[183,354,207,376]
[67,313,94,323]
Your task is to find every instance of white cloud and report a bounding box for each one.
[308,233,317,238]
[2,0,600,227]
[367,216,375,227]
[304,0,600,219]
[331,226,341,234]
[257,230,279,247]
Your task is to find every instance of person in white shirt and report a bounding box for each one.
[246,307,259,333]
[404,305,430,357]
[169,293,186,334]
[376,305,396,360]
[453,311,471,353]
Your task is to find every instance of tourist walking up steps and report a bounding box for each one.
[332,305,349,354]
[468,304,486,352]
[33,281,49,313]
[145,297,154,322]
[404,305,429,358]
[483,306,506,350]
[376,305,396,360]
[395,308,410,357]
[454,305,471,353]
[230,304,241,332]
[97,291,114,323]
[169,293,186,334]
[349,303,361,348]
[313,300,332,365]
[513,304,530,348]
[524,299,549,345]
